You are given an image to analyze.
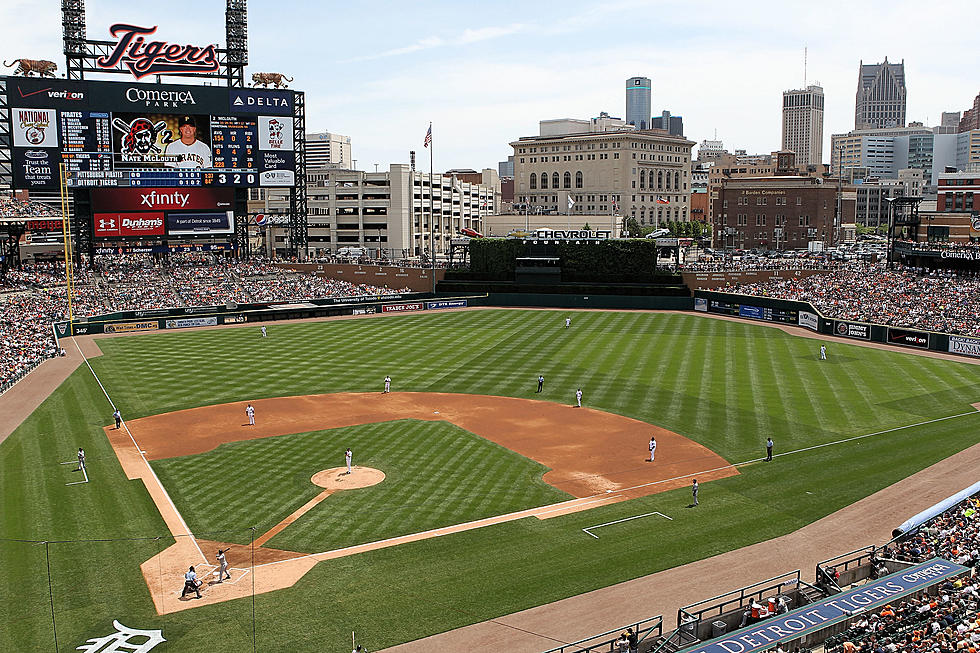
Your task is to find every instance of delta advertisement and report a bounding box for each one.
[949,335,980,358]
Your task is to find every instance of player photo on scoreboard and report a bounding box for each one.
[111,112,213,169]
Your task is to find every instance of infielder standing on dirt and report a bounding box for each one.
[383,375,391,393]
[575,388,583,407]
[113,409,122,429]
[245,403,255,426]
[345,447,353,475]
[648,435,657,462]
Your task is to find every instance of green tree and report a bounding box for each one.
[625,217,641,238]
[582,222,592,230]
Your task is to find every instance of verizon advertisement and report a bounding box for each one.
[91,187,234,212]
[94,212,165,237]
[887,328,929,349]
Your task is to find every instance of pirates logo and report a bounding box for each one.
[112,117,172,155]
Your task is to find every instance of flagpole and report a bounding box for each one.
[428,122,435,294]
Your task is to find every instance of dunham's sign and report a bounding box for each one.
[681,559,966,653]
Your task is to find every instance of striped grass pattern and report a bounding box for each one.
[3,310,980,651]
[152,420,569,552]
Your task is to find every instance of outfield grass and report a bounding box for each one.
[152,420,570,551]
[2,310,980,652]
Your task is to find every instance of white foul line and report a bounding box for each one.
[582,511,673,539]
[71,336,206,563]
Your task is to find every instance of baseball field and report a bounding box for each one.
[2,308,980,652]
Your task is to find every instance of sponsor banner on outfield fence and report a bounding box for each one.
[686,558,966,653]
[694,297,708,312]
[225,314,248,323]
[427,299,467,310]
[352,307,377,315]
[834,320,870,340]
[949,335,980,358]
[888,328,929,349]
[798,311,818,331]
[382,302,424,313]
[104,321,159,334]
[738,305,765,320]
[165,317,218,329]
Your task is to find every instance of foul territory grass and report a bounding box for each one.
[2,310,980,651]
[152,420,569,552]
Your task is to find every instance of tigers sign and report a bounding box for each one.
[96,24,220,80]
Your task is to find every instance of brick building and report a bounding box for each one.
[712,176,853,251]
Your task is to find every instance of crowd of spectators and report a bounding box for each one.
[726,264,980,336]
[680,259,841,273]
[0,255,410,392]
[820,495,980,653]
[0,194,61,218]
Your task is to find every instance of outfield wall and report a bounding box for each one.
[691,290,977,360]
[51,294,478,337]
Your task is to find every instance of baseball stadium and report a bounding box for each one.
[4,4,980,653]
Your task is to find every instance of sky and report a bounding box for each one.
[1,0,976,173]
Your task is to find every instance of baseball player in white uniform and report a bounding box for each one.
[575,388,583,407]
[820,345,827,360]
[76,447,86,472]
[345,447,352,475]
[648,436,657,462]
[245,403,255,426]
[565,316,571,329]
[216,548,231,581]
[692,479,699,506]
[261,326,267,338]
[383,375,391,393]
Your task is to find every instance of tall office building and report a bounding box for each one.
[626,77,651,130]
[782,84,824,165]
[855,58,907,129]
[305,131,353,169]
[651,110,684,137]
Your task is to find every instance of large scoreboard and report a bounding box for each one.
[6,77,296,190]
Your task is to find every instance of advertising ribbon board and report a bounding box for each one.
[949,335,980,358]
[426,300,468,310]
[382,302,424,313]
[834,321,871,340]
[887,328,929,349]
[798,311,818,331]
[165,317,218,329]
[682,558,966,653]
[738,305,765,320]
[104,320,159,334]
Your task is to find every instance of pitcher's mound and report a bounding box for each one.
[311,466,385,490]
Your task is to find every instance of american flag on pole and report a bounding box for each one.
[424,124,432,148]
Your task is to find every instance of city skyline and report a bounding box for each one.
[0,0,975,172]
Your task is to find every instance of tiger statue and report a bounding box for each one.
[251,72,293,89]
[3,59,58,77]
